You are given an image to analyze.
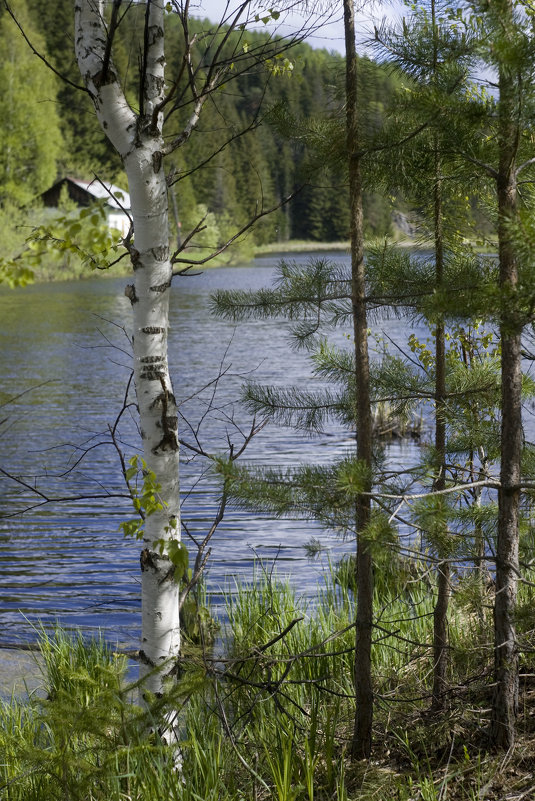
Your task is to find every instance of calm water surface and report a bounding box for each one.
[0,252,422,649]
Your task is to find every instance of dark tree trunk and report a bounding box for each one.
[491,4,521,746]
[431,142,450,711]
[493,323,521,748]
[344,0,374,761]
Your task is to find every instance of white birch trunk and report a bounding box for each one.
[75,1,181,698]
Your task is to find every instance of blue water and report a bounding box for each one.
[0,252,423,648]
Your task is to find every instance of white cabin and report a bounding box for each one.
[41,177,132,237]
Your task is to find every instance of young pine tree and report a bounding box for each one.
[372,0,481,711]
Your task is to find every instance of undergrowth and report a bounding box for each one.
[2,566,535,800]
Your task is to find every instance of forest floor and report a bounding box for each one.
[358,689,535,801]
[2,635,535,799]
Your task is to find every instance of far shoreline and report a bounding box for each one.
[8,236,498,287]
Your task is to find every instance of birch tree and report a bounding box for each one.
[75,1,180,698]
[73,0,318,700]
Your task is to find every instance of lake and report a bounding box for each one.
[0,251,423,649]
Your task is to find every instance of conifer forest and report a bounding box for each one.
[3,0,535,799]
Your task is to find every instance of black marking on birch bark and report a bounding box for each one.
[162,564,176,583]
[152,376,179,453]
[164,659,181,680]
[124,284,138,304]
[93,68,117,88]
[150,390,176,409]
[155,416,177,430]
[140,548,157,571]
[140,369,165,381]
[138,649,155,667]
[150,280,171,293]
[152,150,163,173]
[141,355,165,364]
[140,548,174,575]
[129,248,142,269]
[151,245,169,261]
[142,326,166,334]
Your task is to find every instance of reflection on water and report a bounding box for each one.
[0,253,424,648]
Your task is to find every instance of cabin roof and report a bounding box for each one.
[41,177,131,211]
[69,178,131,210]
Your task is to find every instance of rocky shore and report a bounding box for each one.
[0,648,43,700]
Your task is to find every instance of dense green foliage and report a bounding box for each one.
[0,1,62,206]
[10,0,398,262]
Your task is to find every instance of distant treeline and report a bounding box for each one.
[4,0,399,248]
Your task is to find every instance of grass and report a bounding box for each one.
[2,565,535,800]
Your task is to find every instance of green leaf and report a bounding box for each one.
[153,537,189,581]
[125,466,137,481]
[168,539,189,580]
[120,519,143,539]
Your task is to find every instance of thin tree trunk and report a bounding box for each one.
[75,2,181,702]
[344,0,374,761]
[493,224,521,749]
[491,1,521,746]
[474,460,487,627]
[170,189,182,251]
[431,140,450,711]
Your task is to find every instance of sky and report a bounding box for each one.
[189,0,406,55]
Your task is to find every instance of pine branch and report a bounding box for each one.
[242,383,348,431]
[211,258,352,324]
[218,457,370,530]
